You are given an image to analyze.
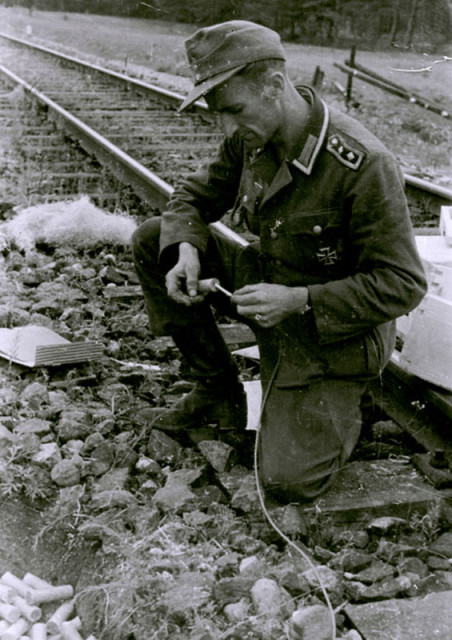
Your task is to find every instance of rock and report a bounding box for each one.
[376,539,418,563]
[82,432,105,452]
[371,420,403,439]
[341,631,363,640]
[91,489,138,510]
[223,600,250,623]
[213,577,256,606]
[147,430,183,464]
[31,442,62,469]
[367,516,408,536]
[270,563,310,597]
[140,478,159,496]
[230,473,260,514]
[251,577,295,618]
[50,459,81,487]
[14,418,52,437]
[85,441,114,476]
[303,566,340,593]
[135,456,161,474]
[397,556,429,579]
[198,440,235,472]
[289,605,333,640]
[192,484,227,509]
[268,504,308,538]
[345,576,411,602]
[430,532,452,559]
[55,411,91,441]
[113,432,139,467]
[0,424,13,446]
[217,465,251,496]
[240,556,264,576]
[20,382,49,408]
[427,555,451,571]
[330,549,373,573]
[161,572,212,617]
[94,467,129,492]
[152,468,204,513]
[229,532,264,555]
[14,432,41,456]
[345,560,395,585]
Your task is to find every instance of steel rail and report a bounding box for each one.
[1,32,451,204]
[0,63,247,247]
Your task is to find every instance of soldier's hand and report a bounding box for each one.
[232,283,309,327]
[165,242,205,306]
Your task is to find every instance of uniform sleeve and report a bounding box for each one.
[308,152,427,344]
[159,134,244,257]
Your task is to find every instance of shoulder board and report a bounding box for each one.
[327,134,364,171]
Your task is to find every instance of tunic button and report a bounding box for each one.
[270,230,278,239]
[313,225,322,234]
[275,259,282,266]
[242,195,248,203]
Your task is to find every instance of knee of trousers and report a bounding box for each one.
[131,217,161,267]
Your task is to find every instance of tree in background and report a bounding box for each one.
[1,0,450,49]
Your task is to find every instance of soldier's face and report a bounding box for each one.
[206,74,282,149]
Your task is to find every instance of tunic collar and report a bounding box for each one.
[291,86,329,176]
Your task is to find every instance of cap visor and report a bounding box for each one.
[178,64,247,112]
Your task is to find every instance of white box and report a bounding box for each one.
[397,293,452,391]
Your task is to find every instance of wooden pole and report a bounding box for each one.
[346,45,356,103]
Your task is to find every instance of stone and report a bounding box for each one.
[213,577,256,606]
[217,465,251,496]
[367,516,408,536]
[430,531,452,559]
[140,478,159,496]
[85,441,114,476]
[270,564,310,597]
[230,474,260,514]
[93,467,129,492]
[135,456,161,474]
[198,440,235,472]
[376,539,418,563]
[152,469,203,513]
[223,600,250,623]
[91,489,138,511]
[56,412,91,442]
[330,549,373,573]
[251,578,295,619]
[397,556,429,579]
[192,484,227,509]
[147,429,182,464]
[267,504,308,538]
[161,572,212,616]
[31,442,62,469]
[371,419,403,439]
[14,418,52,437]
[427,555,451,570]
[50,459,81,487]
[0,424,13,446]
[305,459,442,525]
[345,560,395,585]
[345,576,411,603]
[303,566,340,593]
[113,432,139,467]
[20,382,49,408]
[345,590,452,640]
[289,605,333,640]
[239,556,263,575]
[341,631,363,640]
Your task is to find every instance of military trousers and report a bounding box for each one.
[132,218,368,501]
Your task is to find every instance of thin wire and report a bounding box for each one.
[253,350,337,640]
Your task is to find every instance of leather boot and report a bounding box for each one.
[151,323,247,432]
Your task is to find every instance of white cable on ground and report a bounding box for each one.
[253,356,337,640]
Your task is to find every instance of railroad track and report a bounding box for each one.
[0,32,451,441]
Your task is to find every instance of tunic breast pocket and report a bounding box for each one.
[286,210,345,275]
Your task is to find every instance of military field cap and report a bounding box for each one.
[179,20,286,111]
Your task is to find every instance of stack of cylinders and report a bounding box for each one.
[0,572,96,640]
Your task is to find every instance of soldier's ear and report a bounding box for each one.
[262,72,285,101]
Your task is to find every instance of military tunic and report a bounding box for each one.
[139,87,426,500]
